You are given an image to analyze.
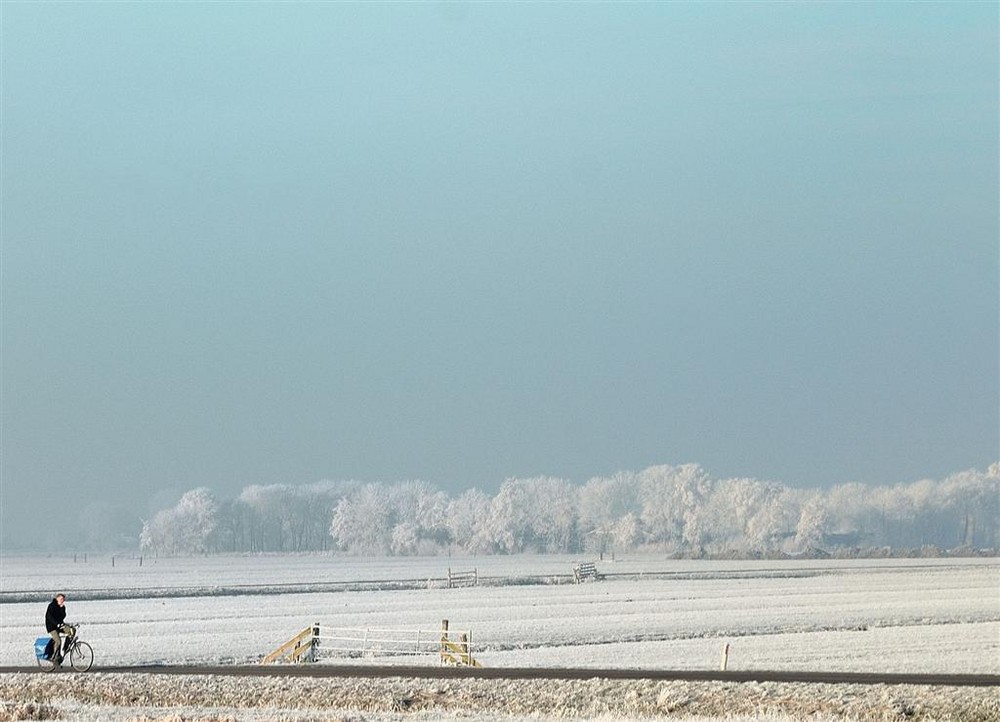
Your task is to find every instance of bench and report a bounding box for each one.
[573,562,601,583]
[447,567,478,588]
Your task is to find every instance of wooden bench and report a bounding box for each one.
[448,567,478,588]
[573,562,601,583]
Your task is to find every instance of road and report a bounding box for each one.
[1,664,996,687]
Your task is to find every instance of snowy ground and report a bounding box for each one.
[0,554,997,721]
[2,672,999,722]
[1,554,996,672]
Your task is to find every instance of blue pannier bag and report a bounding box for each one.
[34,637,54,660]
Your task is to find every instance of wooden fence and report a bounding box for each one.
[264,619,480,667]
[439,618,481,667]
[447,567,478,588]
[573,561,602,583]
[262,624,318,664]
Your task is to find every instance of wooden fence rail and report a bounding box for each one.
[262,624,317,664]
[264,620,480,667]
[573,562,602,583]
[439,619,481,667]
[447,568,478,588]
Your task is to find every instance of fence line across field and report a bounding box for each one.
[318,627,445,656]
[264,620,481,667]
[447,567,478,588]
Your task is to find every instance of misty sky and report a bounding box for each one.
[2,2,997,540]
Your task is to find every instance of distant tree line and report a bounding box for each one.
[128,463,999,557]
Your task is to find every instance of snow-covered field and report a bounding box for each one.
[1,554,996,672]
[0,554,997,721]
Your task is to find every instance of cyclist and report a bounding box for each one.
[44,593,74,666]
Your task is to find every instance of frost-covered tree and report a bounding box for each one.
[793,492,828,552]
[611,512,642,550]
[303,481,359,550]
[324,481,447,556]
[329,484,394,555]
[822,482,874,546]
[229,481,355,552]
[486,476,580,553]
[385,481,451,554]
[687,477,803,555]
[749,486,803,552]
[872,479,936,548]
[140,488,219,555]
[532,476,580,552]
[637,465,685,546]
[326,480,450,556]
[235,485,287,552]
[938,469,999,549]
[638,464,714,552]
[579,472,641,554]
[131,463,1000,557]
[446,488,494,554]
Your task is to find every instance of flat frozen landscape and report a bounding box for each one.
[1,554,996,673]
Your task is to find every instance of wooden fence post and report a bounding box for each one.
[440,619,449,664]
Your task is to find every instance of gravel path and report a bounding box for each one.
[1,672,998,722]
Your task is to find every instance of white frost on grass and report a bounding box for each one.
[0,555,996,674]
[2,673,998,722]
[486,620,999,672]
[2,554,992,595]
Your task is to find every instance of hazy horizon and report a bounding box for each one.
[2,3,997,544]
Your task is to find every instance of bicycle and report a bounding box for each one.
[34,624,94,672]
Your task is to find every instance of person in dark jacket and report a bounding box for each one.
[44,593,72,665]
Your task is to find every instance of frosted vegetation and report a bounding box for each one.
[3,553,998,721]
[2,555,997,672]
[147,463,997,557]
[25,463,999,557]
[1,556,997,721]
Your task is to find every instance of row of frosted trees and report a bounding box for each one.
[137,463,999,557]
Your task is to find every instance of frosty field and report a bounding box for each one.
[1,554,996,673]
[1,554,998,721]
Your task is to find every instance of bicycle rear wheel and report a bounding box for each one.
[70,642,94,672]
[36,655,56,672]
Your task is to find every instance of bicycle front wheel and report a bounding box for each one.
[70,642,94,672]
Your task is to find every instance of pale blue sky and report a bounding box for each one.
[2,2,997,538]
